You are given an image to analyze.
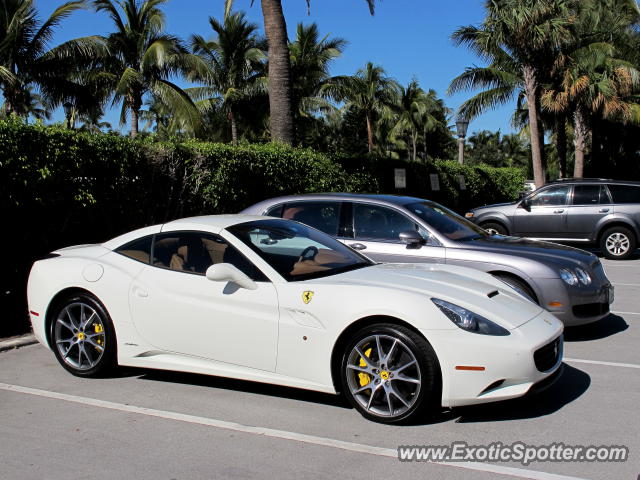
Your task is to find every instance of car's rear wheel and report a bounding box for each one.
[481,222,508,236]
[600,226,636,260]
[340,323,440,424]
[50,293,117,377]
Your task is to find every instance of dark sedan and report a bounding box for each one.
[241,193,614,326]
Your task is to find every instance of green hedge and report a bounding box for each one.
[0,118,524,336]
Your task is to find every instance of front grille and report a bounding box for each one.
[572,302,609,318]
[534,336,562,372]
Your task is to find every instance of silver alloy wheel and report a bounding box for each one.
[54,302,106,370]
[345,334,421,418]
[605,233,631,256]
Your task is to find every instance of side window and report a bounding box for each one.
[572,185,603,205]
[281,202,341,236]
[608,185,640,204]
[265,204,283,217]
[115,235,153,264]
[529,186,570,207]
[353,204,417,241]
[152,231,267,281]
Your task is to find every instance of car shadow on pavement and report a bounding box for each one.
[448,363,590,424]
[137,369,352,409]
[563,314,628,342]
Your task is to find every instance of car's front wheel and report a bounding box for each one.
[481,221,508,236]
[50,293,117,377]
[340,323,441,424]
[600,226,636,260]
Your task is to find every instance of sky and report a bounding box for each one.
[38,0,517,135]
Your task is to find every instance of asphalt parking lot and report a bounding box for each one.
[1,258,638,480]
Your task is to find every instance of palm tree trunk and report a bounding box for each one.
[412,131,417,162]
[523,66,545,188]
[229,109,238,144]
[573,107,588,178]
[130,108,139,138]
[366,114,374,153]
[556,115,567,179]
[261,0,294,145]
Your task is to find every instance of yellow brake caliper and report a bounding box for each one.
[93,323,104,350]
[358,348,372,387]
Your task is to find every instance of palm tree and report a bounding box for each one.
[0,0,103,116]
[223,0,377,145]
[390,80,443,161]
[451,0,578,188]
[289,23,346,142]
[94,0,203,137]
[189,12,265,144]
[332,62,400,153]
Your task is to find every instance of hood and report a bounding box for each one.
[322,263,543,329]
[457,235,597,268]
[473,201,517,212]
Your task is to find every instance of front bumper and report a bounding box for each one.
[535,278,613,327]
[423,311,564,408]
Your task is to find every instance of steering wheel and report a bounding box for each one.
[299,246,319,262]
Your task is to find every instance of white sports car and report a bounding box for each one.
[28,215,564,423]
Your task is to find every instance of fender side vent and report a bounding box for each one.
[487,290,499,298]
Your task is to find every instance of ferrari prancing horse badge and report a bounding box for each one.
[302,291,314,304]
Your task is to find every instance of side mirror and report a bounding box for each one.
[399,230,425,249]
[519,198,531,211]
[205,263,258,291]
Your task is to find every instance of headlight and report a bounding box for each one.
[575,268,591,285]
[559,268,578,286]
[432,298,510,336]
[465,212,474,219]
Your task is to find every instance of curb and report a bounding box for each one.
[0,334,38,353]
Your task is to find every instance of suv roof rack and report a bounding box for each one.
[549,178,613,183]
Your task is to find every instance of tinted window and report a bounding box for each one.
[353,204,416,241]
[228,219,372,282]
[265,204,283,217]
[572,185,607,205]
[529,186,570,207]
[405,202,487,241]
[151,231,267,281]
[608,185,640,204]
[281,202,341,236]
[116,235,153,264]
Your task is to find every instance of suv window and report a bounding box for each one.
[151,231,267,280]
[353,204,417,241]
[280,202,341,236]
[529,186,570,207]
[115,235,153,264]
[572,185,609,205]
[608,185,640,204]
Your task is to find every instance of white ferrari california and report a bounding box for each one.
[27,215,563,423]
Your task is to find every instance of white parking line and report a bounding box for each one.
[611,310,640,315]
[611,283,640,287]
[564,358,640,369]
[0,382,586,480]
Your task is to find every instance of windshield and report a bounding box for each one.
[227,219,373,281]
[405,202,489,241]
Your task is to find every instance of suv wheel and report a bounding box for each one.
[481,222,508,236]
[600,226,636,260]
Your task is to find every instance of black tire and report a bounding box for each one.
[481,221,508,236]
[493,274,538,304]
[340,323,441,424]
[599,226,636,260]
[50,292,117,377]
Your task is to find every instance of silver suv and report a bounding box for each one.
[466,179,640,260]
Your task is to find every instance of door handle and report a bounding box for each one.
[553,209,565,214]
[132,285,148,298]
[598,208,610,213]
[350,243,367,251]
